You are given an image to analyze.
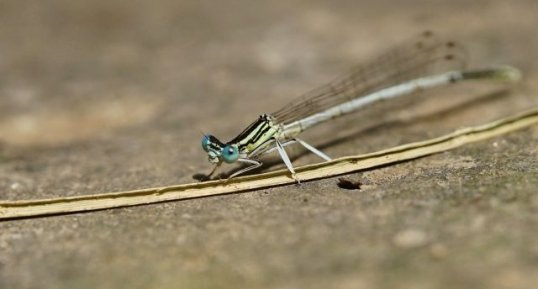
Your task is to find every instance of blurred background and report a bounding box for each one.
[1,1,537,289]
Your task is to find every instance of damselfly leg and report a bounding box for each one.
[227,158,263,179]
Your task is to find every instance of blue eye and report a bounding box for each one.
[221,145,239,163]
[201,135,211,152]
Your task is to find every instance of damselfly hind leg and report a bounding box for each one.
[259,138,331,183]
[262,138,331,162]
[294,138,331,161]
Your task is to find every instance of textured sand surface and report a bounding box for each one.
[1,1,537,288]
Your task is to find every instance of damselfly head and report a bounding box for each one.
[201,134,239,164]
[201,134,216,152]
[202,134,222,162]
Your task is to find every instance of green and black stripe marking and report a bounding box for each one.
[227,114,280,153]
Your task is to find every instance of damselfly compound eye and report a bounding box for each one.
[221,145,239,163]
[201,135,211,152]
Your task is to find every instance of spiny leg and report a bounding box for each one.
[238,137,325,183]
[274,138,300,183]
[227,158,263,180]
[262,138,331,161]
[205,162,222,180]
[294,137,331,161]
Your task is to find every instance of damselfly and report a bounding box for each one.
[201,31,521,182]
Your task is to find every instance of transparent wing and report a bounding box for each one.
[272,31,468,124]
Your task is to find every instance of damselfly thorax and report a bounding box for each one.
[229,114,283,156]
[200,31,521,182]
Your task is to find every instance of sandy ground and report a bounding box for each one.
[1,1,537,288]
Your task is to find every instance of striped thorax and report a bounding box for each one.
[201,114,282,165]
